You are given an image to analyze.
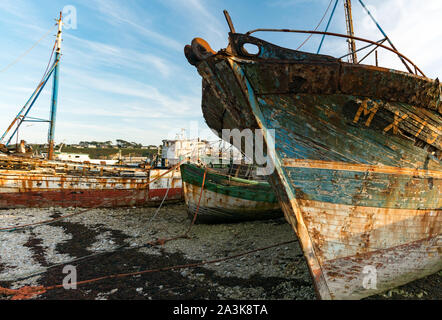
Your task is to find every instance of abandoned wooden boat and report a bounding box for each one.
[0,13,182,208]
[180,163,282,223]
[0,155,182,208]
[185,2,441,299]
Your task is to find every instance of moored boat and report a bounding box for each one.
[181,163,282,223]
[185,3,441,299]
[0,155,182,208]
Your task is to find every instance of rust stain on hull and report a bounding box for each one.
[0,157,183,208]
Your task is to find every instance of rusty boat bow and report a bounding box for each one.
[185,11,442,300]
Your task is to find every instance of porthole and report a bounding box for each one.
[242,43,260,56]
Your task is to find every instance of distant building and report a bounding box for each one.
[55,152,118,165]
[56,152,90,162]
[161,138,213,166]
[160,129,244,167]
[140,145,159,150]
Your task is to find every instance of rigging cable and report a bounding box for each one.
[3,60,59,146]
[317,0,339,54]
[0,25,56,74]
[296,0,334,50]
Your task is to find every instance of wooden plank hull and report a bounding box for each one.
[0,166,182,208]
[185,33,442,299]
[294,198,440,299]
[181,163,282,223]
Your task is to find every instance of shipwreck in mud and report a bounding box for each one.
[180,162,282,224]
[185,1,441,299]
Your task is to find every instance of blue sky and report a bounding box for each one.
[0,0,441,146]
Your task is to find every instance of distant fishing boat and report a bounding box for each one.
[0,13,182,208]
[181,163,282,223]
[0,155,182,208]
[185,1,441,299]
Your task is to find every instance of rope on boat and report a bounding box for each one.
[147,168,176,223]
[317,0,339,54]
[0,25,56,74]
[1,59,59,145]
[296,0,334,50]
[185,168,207,236]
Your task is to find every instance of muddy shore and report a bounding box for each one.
[0,204,440,300]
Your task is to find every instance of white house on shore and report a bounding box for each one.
[55,152,118,165]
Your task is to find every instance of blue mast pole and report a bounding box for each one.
[47,12,63,160]
[0,81,45,145]
[317,0,339,54]
[5,65,57,146]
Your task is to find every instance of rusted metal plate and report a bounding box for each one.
[226,33,442,112]
[148,167,183,202]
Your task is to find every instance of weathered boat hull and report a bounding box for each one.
[180,163,282,223]
[186,33,442,299]
[0,158,182,208]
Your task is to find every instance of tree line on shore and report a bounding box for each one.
[29,139,160,159]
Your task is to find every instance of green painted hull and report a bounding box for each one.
[180,163,282,223]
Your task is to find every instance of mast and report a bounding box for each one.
[344,0,358,63]
[47,12,63,160]
[357,0,413,73]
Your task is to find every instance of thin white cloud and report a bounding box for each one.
[267,0,329,8]
[61,66,200,116]
[64,34,175,77]
[84,0,183,51]
[163,0,227,51]
[0,0,36,20]
[350,0,442,78]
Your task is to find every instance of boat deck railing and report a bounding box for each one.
[244,29,425,77]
